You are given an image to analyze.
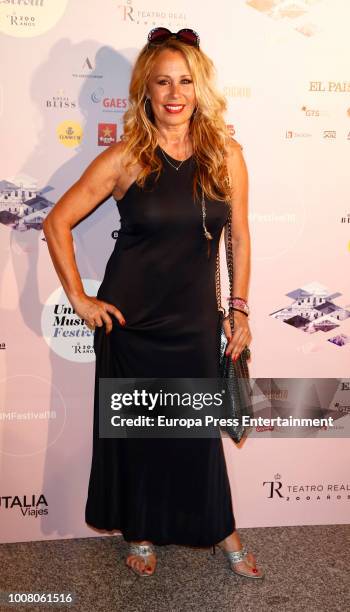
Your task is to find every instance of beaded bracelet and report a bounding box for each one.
[231,295,248,302]
[227,296,250,317]
[228,296,248,305]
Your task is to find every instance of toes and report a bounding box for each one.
[145,560,156,574]
[126,553,156,575]
[144,558,156,574]
[136,558,146,573]
[235,560,260,576]
[143,559,154,574]
[245,552,257,568]
[245,561,262,576]
[126,555,145,573]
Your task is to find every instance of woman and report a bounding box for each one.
[43,27,263,579]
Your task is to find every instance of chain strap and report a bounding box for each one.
[225,204,235,334]
[217,205,250,374]
[215,248,223,313]
[215,203,234,330]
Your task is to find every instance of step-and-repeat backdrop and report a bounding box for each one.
[1,0,349,544]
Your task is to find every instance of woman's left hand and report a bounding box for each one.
[223,310,252,362]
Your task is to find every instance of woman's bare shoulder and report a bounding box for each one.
[108,140,142,200]
[109,140,141,172]
[100,139,131,171]
[223,138,245,173]
[225,137,244,156]
[85,140,138,191]
[224,138,248,189]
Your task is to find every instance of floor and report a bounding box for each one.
[1,524,349,612]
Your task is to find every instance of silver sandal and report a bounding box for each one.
[126,543,156,577]
[211,543,264,579]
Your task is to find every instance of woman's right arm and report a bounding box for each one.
[43,142,127,333]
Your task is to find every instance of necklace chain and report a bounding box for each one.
[160,146,188,171]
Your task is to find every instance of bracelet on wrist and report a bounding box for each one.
[227,296,250,317]
[229,306,249,317]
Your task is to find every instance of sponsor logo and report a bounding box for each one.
[72,57,103,79]
[56,120,83,148]
[91,88,128,113]
[323,130,336,139]
[116,0,187,27]
[98,123,117,146]
[226,124,236,138]
[223,86,251,98]
[309,81,350,93]
[0,494,48,517]
[301,105,330,117]
[263,474,350,502]
[41,279,100,362]
[46,90,77,110]
[286,130,312,138]
[0,374,66,457]
[0,0,68,38]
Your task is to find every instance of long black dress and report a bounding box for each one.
[85,147,235,546]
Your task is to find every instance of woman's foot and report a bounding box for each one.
[217,531,263,578]
[126,540,157,576]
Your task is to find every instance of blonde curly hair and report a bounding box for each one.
[121,38,233,202]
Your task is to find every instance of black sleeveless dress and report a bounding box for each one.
[85,147,235,546]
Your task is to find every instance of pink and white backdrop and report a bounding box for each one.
[0,0,349,544]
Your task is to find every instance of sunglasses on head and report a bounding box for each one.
[147,27,200,48]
